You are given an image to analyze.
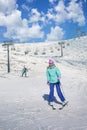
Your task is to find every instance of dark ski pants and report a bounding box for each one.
[49,82,65,103]
[22,71,27,77]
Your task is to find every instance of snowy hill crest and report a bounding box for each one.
[0,36,87,74]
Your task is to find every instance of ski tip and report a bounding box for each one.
[52,106,56,110]
[59,101,69,110]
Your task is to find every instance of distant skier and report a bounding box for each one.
[22,66,28,77]
[46,58,67,109]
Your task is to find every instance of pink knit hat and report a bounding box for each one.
[49,58,54,64]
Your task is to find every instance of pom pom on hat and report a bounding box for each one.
[49,58,54,64]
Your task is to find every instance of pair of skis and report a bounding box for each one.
[59,101,68,110]
[48,101,68,110]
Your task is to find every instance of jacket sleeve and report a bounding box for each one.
[46,69,50,82]
[56,67,61,78]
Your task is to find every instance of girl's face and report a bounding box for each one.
[49,63,54,67]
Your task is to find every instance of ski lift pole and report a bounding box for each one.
[58,42,64,57]
[2,40,13,73]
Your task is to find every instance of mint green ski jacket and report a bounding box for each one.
[46,65,61,83]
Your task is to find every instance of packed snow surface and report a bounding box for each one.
[0,36,87,130]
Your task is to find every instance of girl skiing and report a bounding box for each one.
[46,58,67,108]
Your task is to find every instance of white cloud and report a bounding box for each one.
[28,24,44,38]
[6,10,22,27]
[0,10,22,27]
[46,9,54,20]
[29,8,45,24]
[47,1,68,23]
[55,1,68,23]
[0,12,6,25]
[0,0,86,42]
[47,0,85,26]
[46,26,65,41]
[0,1,44,42]
[49,0,57,4]
[0,10,23,33]
[55,1,65,12]
[4,20,44,42]
[67,1,85,26]
[0,0,17,15]
[29,9,41,23]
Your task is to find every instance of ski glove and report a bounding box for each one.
[58,77,61,80]
[47,82,50,86]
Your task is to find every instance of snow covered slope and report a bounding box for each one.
[0,36,87,130]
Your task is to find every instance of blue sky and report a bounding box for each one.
[0,0,87,43]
